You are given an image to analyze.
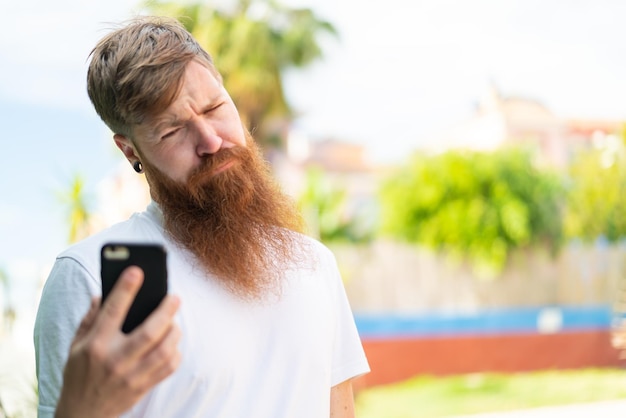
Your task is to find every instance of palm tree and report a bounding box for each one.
[0,267,15,336]
[0,268,8,300]
[56,174,92,244]
[144,0,337,149]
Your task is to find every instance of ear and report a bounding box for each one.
[114,134,140,162]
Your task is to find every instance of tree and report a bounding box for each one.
[564,132,626,242]
[298,167,372,243]
[144,0,337,149]
[0,267,15,335]
[378,148,565,277]
[56,175,92,244]
[0,268,8,300]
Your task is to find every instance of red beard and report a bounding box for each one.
[142,136,306,300]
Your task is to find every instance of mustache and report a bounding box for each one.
[187,146,248,186]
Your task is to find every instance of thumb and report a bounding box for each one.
[96,266,144,335]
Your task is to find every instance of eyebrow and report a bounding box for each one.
[151,114,182,137]
[149,91,226,137]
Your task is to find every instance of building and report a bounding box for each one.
[427,83,622,169]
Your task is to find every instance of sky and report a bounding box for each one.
[2,0,626,309]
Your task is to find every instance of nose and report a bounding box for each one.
[194,119,223,156]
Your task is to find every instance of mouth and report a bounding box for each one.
[213,159,236,175]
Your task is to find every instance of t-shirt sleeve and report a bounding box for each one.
[327,250,370,387]
[33,256,100,418]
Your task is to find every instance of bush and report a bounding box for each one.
[298,167,373,243]
[378,148,564,277]
[564,137,626,242]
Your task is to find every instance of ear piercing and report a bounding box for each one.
[133,161,144,173]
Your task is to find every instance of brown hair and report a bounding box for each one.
[87,16,220,137]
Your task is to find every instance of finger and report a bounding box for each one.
[96,266,144,335]
[122,295,181,361]
[145,348,181,388]
[73,297,101,342]
[116,348,181,405]
[128,323,181,391]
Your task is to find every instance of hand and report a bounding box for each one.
[55,266,181,418]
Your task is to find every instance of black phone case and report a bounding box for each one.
[100,243,168,333]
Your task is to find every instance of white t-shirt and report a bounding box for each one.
[34,202,369,417]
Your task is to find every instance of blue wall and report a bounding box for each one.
[354,305,614,339]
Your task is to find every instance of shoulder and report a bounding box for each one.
[293,232,336,263]
[286,232,344,289]
[59,208,166,276]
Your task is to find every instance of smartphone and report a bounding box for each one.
[100,243,168,334]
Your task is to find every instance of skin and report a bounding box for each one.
[114,60,247,184]
[68,59,357,416]
[331,380,357,418]
[55,267,181,418]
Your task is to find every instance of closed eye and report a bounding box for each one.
[162,127,181,140]
[204,103,223,114]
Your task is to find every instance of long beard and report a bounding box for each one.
[143,137,306,300]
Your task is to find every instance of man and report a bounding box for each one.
[34,15,369,418]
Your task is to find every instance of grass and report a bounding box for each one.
[355,368,626,418]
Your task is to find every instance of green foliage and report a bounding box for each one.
[298,167,372,243]
[378,148,564,276]
[0,268,7,293]
[56,174,92,244]
[144,0,337,148]
[564,134,626,242]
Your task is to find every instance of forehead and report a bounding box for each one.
[169,61,224,110]
[137,62,225,137]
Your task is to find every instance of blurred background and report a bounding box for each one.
[2,0,626,416]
